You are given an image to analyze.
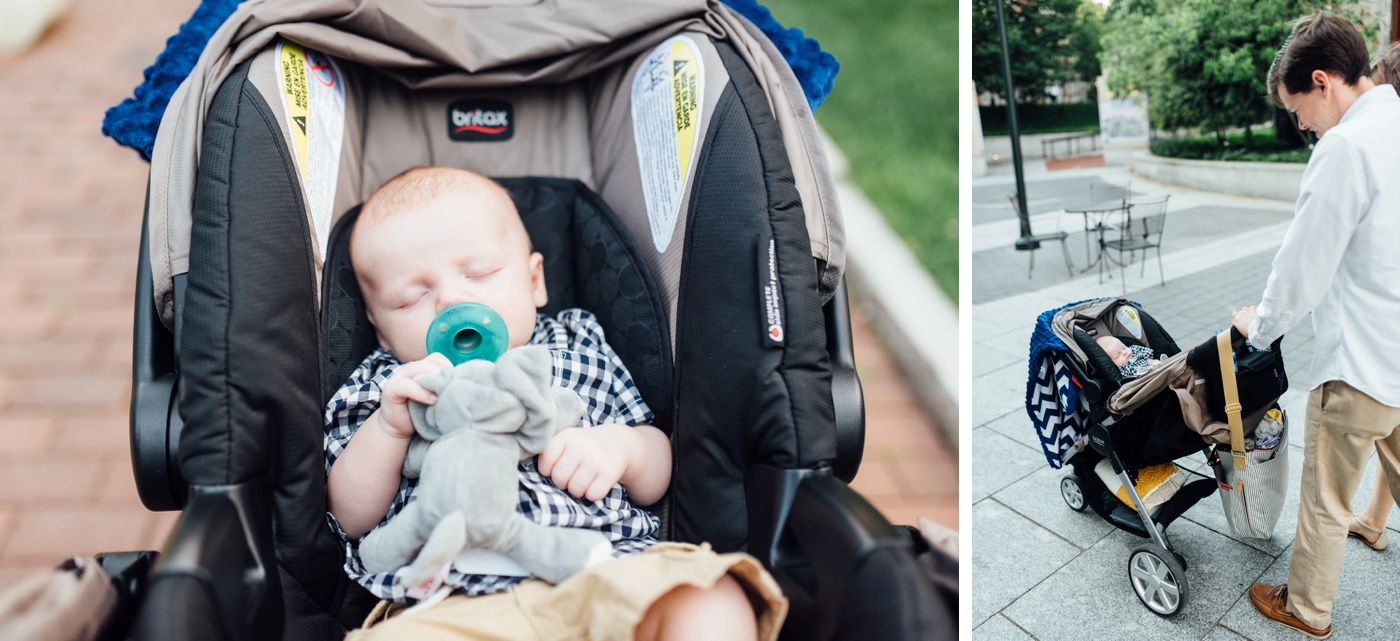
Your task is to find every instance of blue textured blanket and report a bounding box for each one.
[1026,298,1152,467]
[101,0,839,160]
[1025,299,1089,468]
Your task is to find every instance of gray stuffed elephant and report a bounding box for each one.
[358,346,612,589]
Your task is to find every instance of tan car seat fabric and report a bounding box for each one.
[1051,298,1149,366]
[144,0,843,333]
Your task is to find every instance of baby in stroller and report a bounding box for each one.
[1027,298,1288,617]
[327,167,780,640]
[1094,335,1161,378]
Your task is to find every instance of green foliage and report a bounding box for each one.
[1102,0,1296,134]
[1101,0,1377,138]
[979,102,1101,135]
[973,0,1105,103]
[760,0,958,300]
[1149,129,1313,162]
[1070,1,1106,91]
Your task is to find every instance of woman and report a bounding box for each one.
[1343,42,1400,551]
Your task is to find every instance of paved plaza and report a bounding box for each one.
[0,0,955,591]
[972,160,1400,640]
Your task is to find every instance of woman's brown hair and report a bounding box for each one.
[1371,41,1400,91]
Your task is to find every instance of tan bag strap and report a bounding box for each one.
[1217,332,1247,487]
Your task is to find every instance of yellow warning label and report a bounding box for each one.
[278,42,309,179]
[1116,305,1143,340]
[671,41,700,184]
[631,35,705,254]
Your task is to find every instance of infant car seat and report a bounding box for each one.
[118,1,952,640]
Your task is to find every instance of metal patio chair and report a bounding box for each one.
[1008,192,1074,279]
[1102,195,1171,293]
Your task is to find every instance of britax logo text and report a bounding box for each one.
[452,108,509,135]
[447,100,513,142]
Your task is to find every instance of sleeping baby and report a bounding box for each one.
[1095,335,1160,379]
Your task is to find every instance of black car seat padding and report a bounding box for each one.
[666,42,836,551]
[1073,327,1125,388]
[1139,311,1180,356]
[180,60,359,636]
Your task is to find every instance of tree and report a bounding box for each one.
[972,0,1103,103]
[1101,0,1374,144]
[1070,1,1105,98]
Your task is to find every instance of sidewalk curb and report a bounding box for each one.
[821,130,959,449]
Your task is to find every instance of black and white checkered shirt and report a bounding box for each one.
[1119,344,1158,379]
[324,309,659,602]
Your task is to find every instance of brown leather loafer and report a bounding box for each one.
[1249,584,1332,639]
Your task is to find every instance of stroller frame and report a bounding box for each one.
[1057,372,1219,617]
[1041,300,1231,617]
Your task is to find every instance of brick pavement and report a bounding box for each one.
[848,309,959,530]
[0,0,193,586]
[1044,154,1105,172]
[0,0,955,589]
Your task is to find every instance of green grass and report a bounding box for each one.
[762,0,958,301]
[1149,128,1312,163]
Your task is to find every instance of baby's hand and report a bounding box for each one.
[377,353,453,439]
[538,424,633,502]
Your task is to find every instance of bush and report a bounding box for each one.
[1149,129,1311,163]
[980,102,1100,136]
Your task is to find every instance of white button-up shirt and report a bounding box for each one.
[1249,85,1400,406]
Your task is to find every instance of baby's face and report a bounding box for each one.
[1097,336,1132,367]
[353,190,546,362]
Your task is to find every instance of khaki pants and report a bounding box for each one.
[1287,380,1400,629]
[348,543,786,641]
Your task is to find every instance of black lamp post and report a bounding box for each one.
[996,0,1038,250]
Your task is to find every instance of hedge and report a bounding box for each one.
[979,102,1100,136]
[1148,129,1311,163]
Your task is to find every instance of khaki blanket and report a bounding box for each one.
[1108,351,1263,445]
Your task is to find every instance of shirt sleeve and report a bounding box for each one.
[1249,135,1370,349]
[323,358,399,474]
[553,309,654,426]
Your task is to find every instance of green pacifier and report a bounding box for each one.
[426,302,509,365]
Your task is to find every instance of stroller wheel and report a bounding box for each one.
[1059,476,1087,512]
[1128,544,1188,617]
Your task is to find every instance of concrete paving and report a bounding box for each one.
[972,159,1400,640]
[0,0,957,593]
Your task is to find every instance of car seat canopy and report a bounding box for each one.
[146,0,844,335]
[1051,298,1179,373]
